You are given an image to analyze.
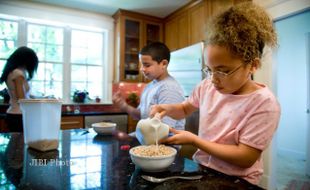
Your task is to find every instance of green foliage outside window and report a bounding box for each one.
[0,20,18,59]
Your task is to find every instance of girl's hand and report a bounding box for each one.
[160,128,197,145]
[149,105,167,119]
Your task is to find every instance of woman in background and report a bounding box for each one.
[0,46,39,132]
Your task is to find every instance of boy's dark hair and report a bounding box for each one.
[0,46,39,84]
[139,42,170,63]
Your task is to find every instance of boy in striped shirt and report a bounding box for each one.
[113,42,185,130]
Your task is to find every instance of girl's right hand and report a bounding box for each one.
[149,105,167,119]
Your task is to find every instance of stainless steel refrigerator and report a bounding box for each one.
[168,42,204,97]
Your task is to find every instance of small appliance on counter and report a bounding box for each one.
[19,99,62,151]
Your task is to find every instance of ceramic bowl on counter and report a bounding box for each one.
[129,145,177,172]
[92,122,117,135]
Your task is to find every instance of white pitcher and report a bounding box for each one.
[135,116,169,145]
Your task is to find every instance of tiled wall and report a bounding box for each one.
[112,82,146,99]
[1,82,147,114]
[61,82,147,113]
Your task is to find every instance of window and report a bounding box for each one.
[71,30,103,99]
[27,23,64,98]
[0,17,106,102]
[0,19,18,90]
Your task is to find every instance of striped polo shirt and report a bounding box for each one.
[138,75,185,130]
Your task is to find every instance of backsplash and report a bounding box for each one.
[0,82,147,114]
[62,82,147,113]
[112,82,146,99]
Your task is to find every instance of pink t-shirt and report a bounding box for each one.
[186,79,280,184]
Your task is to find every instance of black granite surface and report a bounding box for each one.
[0,130,264,190]
[61,111,127,116]
[0,103,127,118]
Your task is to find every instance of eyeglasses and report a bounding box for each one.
[202,64,244,79]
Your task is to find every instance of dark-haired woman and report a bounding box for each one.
[0,46,38,132]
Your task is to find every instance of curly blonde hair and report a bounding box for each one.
[206,2,277,65]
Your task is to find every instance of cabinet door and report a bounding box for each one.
[178,14,189,49]
[145,22,163,44]
[114,10,163,82]
[165,14,189,51]
[189,5,205,44]
[165,19,178,51]
[208,0,234,17]
[127,115,138,133]
[61,116,84,130]
[142,22,163,82]
[123,19,142,82]
[0,118,8,132]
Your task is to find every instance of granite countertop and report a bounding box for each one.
[0,111,127,118]
[61,111,127,116]
[0,103,127,118]
[0,130,264,190]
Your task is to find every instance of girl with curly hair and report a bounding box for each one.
[150,2,280,185]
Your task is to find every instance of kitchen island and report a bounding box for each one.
[0,129,263,189]
[0,103,131,132]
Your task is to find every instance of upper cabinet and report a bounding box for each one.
[164,1,206,51]
[189,4,205,44]
[113,10,163,82]
[164,0,251,51]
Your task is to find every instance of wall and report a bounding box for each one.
[253,1,310,189]
[276,10,310,157]
[254,0,310,87]
[256,0,310,19]
[112,82,146,105]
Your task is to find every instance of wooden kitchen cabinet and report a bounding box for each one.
[127,115,138,134]
[205,0,251,17]
[0,118,8,132]
[177,14,190,49]
[189,4,205,45]
[164,18,178,51]
[113,9,163,82]
[61,115,84,130]
[164,0,204,51]
[164,0,250,51]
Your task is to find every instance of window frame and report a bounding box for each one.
[70,29,105,100]
[0,18,19,91]
[0,17,109,104]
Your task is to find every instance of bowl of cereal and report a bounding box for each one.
[92,122,117,135]
[129,145,177,172]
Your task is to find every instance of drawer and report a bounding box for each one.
[61,116,84,130]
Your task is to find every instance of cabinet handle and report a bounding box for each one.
[61,121,80,125]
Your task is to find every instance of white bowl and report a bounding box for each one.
[129,145,177,172]
[92,122,117,134]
